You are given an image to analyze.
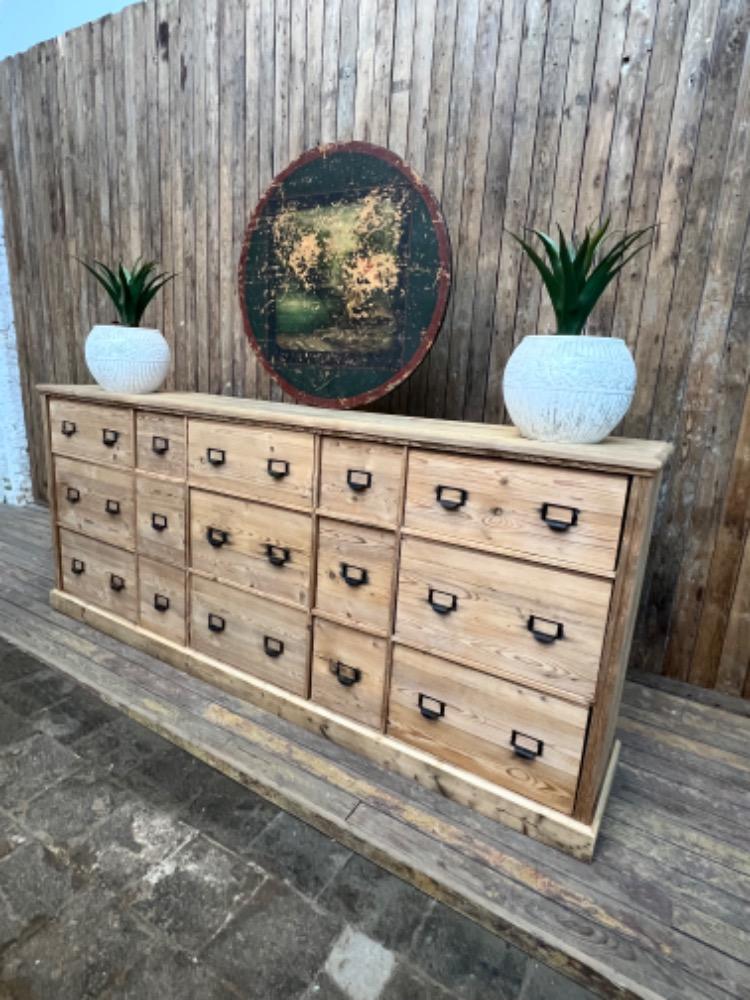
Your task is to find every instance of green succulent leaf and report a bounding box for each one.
[77,257,175,327]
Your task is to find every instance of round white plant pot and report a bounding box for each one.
[503,335,636,444]
[85,325,171,394]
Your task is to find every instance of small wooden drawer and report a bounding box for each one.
[311,619,388,730]
[316,519,396,631]
[136,476,186,567]
[395,536,611,701]
[137,412,186,478]
[190,489,311,606]
[49,399,134,467]
[188,419,314,507]
[138,558,186,644]
[59,528,137,622]
[190,575,309,696]
[319,439,404,526]
[387,645,589,813]
[404,450,628,573]
[54,456,135,550]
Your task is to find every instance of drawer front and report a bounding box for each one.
[190,575,309,696]
[388,645,589,813]
[55,456,135,549]
[136,476,186,567]
[404,450,628,573]
[59,529,137,621]
[137,412,186,478]
[50,399,134,467]
[396,536,611,701]
[311,619,387,730]
[319,439,404,526]
[316,519,396,631]
[188,419,314,507]
[190,489,311,605]
[139,558,186,644]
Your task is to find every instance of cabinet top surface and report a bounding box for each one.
[39,385,672,474]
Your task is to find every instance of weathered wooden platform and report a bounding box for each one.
[1,503,748,1000]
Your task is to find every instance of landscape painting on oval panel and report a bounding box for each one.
[238,142,451,408]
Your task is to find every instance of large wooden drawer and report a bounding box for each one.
[388,645,589,813]
[54,456,135,550]
[137,412,186,478]
[404,450,628,573]
[188,419,314,507]
[138,558,186,645]
[395,535,611,701]
[190,489,312,605]
[319,438,404,527]
[316,519,396,631]
[190,575,309,697]
[49,399,134,467]
[311,619,388,730]
[59,529,137,622]
[136,476,186,567]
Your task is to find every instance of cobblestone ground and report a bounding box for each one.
[0,638,598,1000]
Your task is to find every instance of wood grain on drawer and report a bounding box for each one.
[190,574,309,696]
[311,619,388,729]
[137,412,186,478]
[404,450,628,573]
[138,558,186,644]
[388,645,589,813]
[59,528,137,621]
[49,399,134,467]
[188,419,314,507]
[190,489,312,605]
[316,519,396,631]
[319,438,404,526]
[136,476,186,567]
[54,456,135,549]
[396,536,611,701]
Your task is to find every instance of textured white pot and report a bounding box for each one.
[85,324,171,394]
[503,335,636,444]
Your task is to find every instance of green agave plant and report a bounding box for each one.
[78,258,175,327]
[509,218,655,336]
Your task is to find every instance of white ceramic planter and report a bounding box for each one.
[85,324,171,394]
[503,335,636,444]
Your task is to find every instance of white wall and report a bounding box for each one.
[0,207,33,505]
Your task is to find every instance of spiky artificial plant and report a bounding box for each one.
[78,258,175,327]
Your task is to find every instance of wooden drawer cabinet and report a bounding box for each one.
[55,456,135,550]
[42,386,671,859]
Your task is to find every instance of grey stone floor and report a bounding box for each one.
[0,638,598,1000]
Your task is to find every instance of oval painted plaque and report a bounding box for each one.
[238,142,451,408]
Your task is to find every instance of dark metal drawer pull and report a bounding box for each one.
[330,660,362,687]
[427,588,457,615]
[152,435,170,455]
[66,486,80,504]
[61,419,77,437]
[436,485,468,510]
[110,574,125,592]
[105,498,121,515]
[511,730,544,760]
[267,458,290,479]
[102,428,120,447]
[263,635,284,658]
[208,613,225,633]
[151,512,168,532]
[153,593,170,612]
[340,562,368,588]
[347,468,372,492]
[71,558,85,575]
[207,447,226,466]
[540,502,579,532]
[207,526,229,548]
[418,693,445,721]
[265,544,290,567]
[527,615,564,644]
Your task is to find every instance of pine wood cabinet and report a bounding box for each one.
[40,385,671,858]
